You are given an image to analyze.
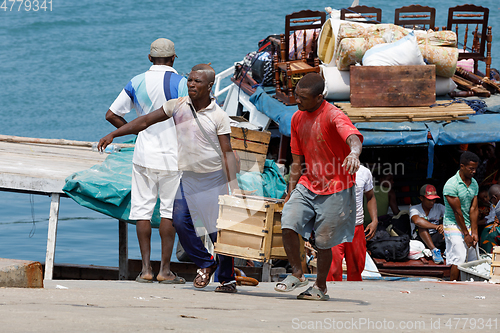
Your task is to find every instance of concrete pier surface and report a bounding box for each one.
[1,279,499,332]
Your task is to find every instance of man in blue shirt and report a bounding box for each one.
[106,38,187,283]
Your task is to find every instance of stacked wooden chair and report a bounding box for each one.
[446,4,492,77]
[273,10,326,105]
[340,5,382,24]
[394,5,436,31]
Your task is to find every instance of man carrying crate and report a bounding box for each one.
[275,73,363,300]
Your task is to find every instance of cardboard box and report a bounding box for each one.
[214,195,287,262]
[350,65,436,107]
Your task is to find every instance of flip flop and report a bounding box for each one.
[158,272,186,284]
[214,281,237,293]
[135,273,153,283]
[274,274,309,292]
[297,286,330,301]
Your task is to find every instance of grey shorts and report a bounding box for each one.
[281,184,356,249]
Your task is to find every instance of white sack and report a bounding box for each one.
[436,77,457,96]
[320,64,351,100]
[362,31,425,67]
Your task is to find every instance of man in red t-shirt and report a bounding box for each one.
[275,73,363,301]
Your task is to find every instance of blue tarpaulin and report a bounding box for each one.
[248,86,500,177]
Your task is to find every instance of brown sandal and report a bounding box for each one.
[193,263,217,289]
[214,281,237,293]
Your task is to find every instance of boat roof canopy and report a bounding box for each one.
[249,86,500,147]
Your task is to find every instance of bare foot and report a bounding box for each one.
[313,283,327,295]
[157,272,176,282]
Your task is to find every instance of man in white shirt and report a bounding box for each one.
[105,38,187,283]
[327,165,378,281]
[409,184,445,264]
[98,64,241,293]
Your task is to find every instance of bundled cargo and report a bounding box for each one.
[419,44,459,78]
[320,19,459,78]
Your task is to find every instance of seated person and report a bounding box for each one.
[364,172,400,226]
[481,184,500,253]
[478,185,494,236]
[409,184,445,264]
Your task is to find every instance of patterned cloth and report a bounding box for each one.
[419,44,458,78]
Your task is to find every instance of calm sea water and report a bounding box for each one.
[1,0,499,267]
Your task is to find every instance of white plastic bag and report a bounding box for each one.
[436,77,457,96]
[362,31,425,67]
[408,240,426,260]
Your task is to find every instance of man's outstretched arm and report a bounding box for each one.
[98,107,169,151]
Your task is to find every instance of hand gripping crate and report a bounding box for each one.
[214,194,287,262]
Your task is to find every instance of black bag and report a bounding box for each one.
[367,233,410,261]
[251,51,273,86]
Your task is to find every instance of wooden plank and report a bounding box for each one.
[218,195,270,212]
[213,243,264,261]
[0,141,108,193]
[235,150,266,173]
[230,138,269,155]
[44,193,60,280]
[348,116,468,122]
[336,101,473,114]
[218,206,267,226]
[216,219,266,236]
[350,65,436,107]
[118,219,128,281]
[270,247,287,258]
[231,127,271,144]
[262,203,275,260]
[0,134,134,148]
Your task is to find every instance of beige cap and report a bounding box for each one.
[150,38,177,58]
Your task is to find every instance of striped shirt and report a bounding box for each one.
[443,170,478,228]
[110,65,188,170]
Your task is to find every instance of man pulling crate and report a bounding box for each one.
[98,64,241,293]
[274,73,363,301]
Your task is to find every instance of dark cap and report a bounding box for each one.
[420,184,440,200]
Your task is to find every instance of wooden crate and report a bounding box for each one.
[236,150,267,173]
[350,65,436,107]
[490,246,500,284]
[214,195,287,262]
[230,126,271,155]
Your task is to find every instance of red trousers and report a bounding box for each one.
[327,224,366,281]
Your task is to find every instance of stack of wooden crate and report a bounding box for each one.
[230,119,271,173]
